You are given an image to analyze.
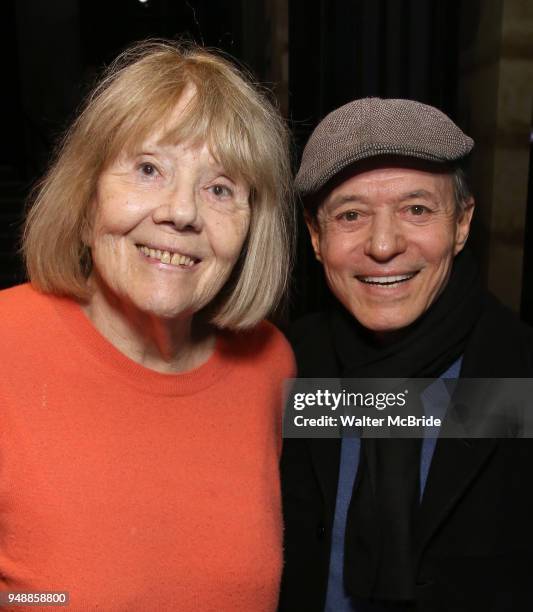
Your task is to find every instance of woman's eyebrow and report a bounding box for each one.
[136,144,169,156]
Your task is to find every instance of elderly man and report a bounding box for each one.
[279,98,533,612]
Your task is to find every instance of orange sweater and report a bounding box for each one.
[0,284,295,611]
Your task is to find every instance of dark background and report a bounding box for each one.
[1,0,532,323]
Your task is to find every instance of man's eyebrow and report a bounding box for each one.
[327,194,367,207]
[399,189,439,202]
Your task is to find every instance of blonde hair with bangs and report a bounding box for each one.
[23,40,294,329]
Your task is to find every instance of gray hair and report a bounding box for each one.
[305,161,473,219]
[452,165,473,214]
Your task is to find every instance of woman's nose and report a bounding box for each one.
[152,186,202,232]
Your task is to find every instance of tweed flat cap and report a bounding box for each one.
[295,97,474,195]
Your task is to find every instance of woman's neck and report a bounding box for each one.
[81,286,215,374]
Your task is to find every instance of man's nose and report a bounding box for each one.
[364,212,407,261]
[152,185,202,232]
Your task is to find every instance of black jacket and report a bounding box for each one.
[279,298,533,612]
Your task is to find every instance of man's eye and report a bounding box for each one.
[339,211,359,222]
[409,205,429,216]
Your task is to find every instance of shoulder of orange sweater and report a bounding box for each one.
[259,319,296,376]
[0,282,40,312]
[227,320,296,379]
[0,283,59,343]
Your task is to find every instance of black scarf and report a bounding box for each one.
[334,251,483,603]
[331,251,483,380]
[288,250,533,606]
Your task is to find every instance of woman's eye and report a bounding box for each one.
[209,184,233,198]
[139,163,158,177]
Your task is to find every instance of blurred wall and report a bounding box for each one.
[458,0,533,312]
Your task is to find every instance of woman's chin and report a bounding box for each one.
[133,298,197,322]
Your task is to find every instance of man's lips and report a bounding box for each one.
[355,271,420,286]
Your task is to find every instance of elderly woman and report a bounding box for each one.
[0,41,294,610]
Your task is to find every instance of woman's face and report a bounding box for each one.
[87,135,251,321]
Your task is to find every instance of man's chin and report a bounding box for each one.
[348,309,420,337]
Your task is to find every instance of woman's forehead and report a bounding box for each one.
[110,85,255,185]
[128,137,222,168]
[111,136,251,191]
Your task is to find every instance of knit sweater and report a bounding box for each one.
[0,284,295,611]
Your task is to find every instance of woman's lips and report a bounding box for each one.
[136,244,200,268]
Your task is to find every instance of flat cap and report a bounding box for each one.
[295,97,474,196]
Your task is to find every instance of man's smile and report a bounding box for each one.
[356,271,420,286]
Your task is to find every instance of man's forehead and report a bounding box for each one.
[320,158,454,205]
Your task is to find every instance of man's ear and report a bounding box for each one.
[304,211,322,263]
[454,197,475,255]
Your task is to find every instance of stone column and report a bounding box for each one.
[458,0,533,311]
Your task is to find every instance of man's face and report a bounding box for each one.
[306,163,474,334]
